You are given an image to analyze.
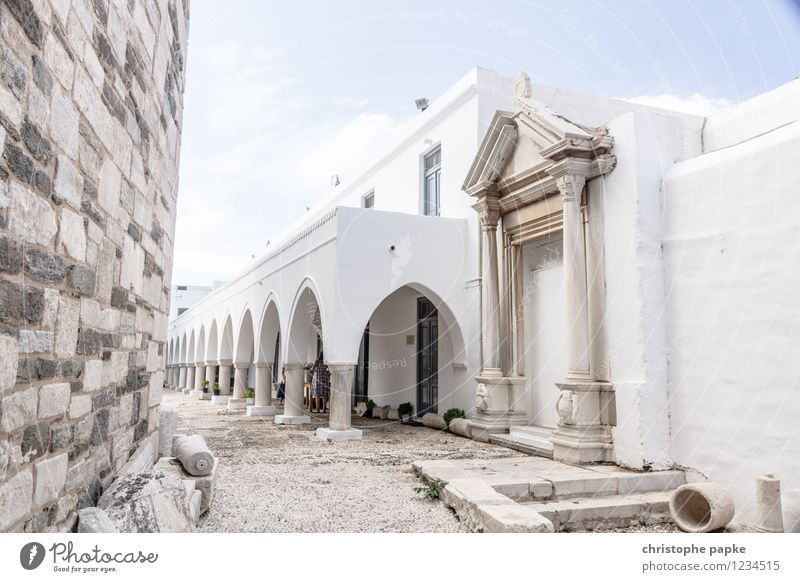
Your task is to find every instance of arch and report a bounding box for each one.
[219,313,234,361]
[286,280,324,365]
[342,282,469,413]
[195,324,206,363]
[187,330,196,365]
[256,295,281,366]
[235,308,255,365]
[206,319,219,363]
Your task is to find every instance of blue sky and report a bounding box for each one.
[174,0,800,285]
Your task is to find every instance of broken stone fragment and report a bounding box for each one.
[172,434,214,476]
[97,470,195,533]
[422,413,447,430]
[77,507,118,533]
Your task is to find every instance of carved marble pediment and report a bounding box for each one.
[463,82,615,203]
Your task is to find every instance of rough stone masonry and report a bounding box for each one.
[0,0,189,532]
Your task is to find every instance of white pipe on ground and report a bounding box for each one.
[669,482,735,533]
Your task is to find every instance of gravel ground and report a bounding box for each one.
[163,392,523,532]
[165,392,686,533]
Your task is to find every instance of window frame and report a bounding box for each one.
[361,190,375,209]
[420,144,441,216]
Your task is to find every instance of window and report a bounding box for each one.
[177,307,188,316]
[177,285,187,291]
[423,146,441,216]
[362,191,375,209]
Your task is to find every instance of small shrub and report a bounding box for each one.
[414,478,447,500]
[201,379,209,393]
[443,408,465,427]
[212,382,220,395]
[398,402,413,416]
[245,388,255,399]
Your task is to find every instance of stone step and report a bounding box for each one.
[489,429,554,459]
[510,425,554,440]
[523,491,672,531]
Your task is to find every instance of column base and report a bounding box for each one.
[189,389,203,398]
[316,427,362,441]
[182,388,191,394]
[198,392,211,400]
[227,398,247,411]
[550,380,614,464]
[210,395,230,405]
[246,405,276,417]
[469,409,528,442]
[275,414,310,425]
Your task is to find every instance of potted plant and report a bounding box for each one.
[398,402,413,423]
[443,408,465,427]
[245,388,255,405]
[212,382,220,396]
[365,398,375,418]
[201,379,209,393]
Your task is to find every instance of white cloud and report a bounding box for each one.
[174,40,410,286]
[620,93,733,117]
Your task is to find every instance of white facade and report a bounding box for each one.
[167,68,800,531]
[169,284,215,319]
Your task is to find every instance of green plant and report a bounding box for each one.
[202,379,209,393]
[398,402,413,416]
[365,398,375,411]
[414,478,447,500]
[443,408,465,426]
[212,382,220,395]
[245,388,255,399]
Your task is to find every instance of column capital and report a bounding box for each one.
[254,361,271,369]
[233,361,250,370]
[556,174,586,203]
[204,360,217,367]
[194,362,204,368]
[284,362,304,371]
[472,192,502,230]
[217,359,232,366]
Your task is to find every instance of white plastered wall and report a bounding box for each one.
[663,113,800,530]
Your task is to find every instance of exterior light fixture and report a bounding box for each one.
[331,174,340,187]
[415,98,429,112]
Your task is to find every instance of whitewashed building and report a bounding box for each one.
[169,284,214,319]
[167,68,800,529]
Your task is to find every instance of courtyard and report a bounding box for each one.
[163,392,524,533]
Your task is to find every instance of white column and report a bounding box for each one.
[275,363,309,424]
[558,174,591,380]
[227,363,248,410]
[551,173,613,464]
[469,192,524,441]
[185,365,195,394]
[192,363,204,395]
[178,365,187,389]
[219,361,231,391]
[247,363,276,416]
[480,201,502,374]
[316,363,361,440]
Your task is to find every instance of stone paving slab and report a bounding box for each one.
[414,457,684,532]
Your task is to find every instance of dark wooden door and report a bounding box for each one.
[417,297,438,414]
[354,324,369,405]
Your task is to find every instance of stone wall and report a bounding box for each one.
[0,0,189,532]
